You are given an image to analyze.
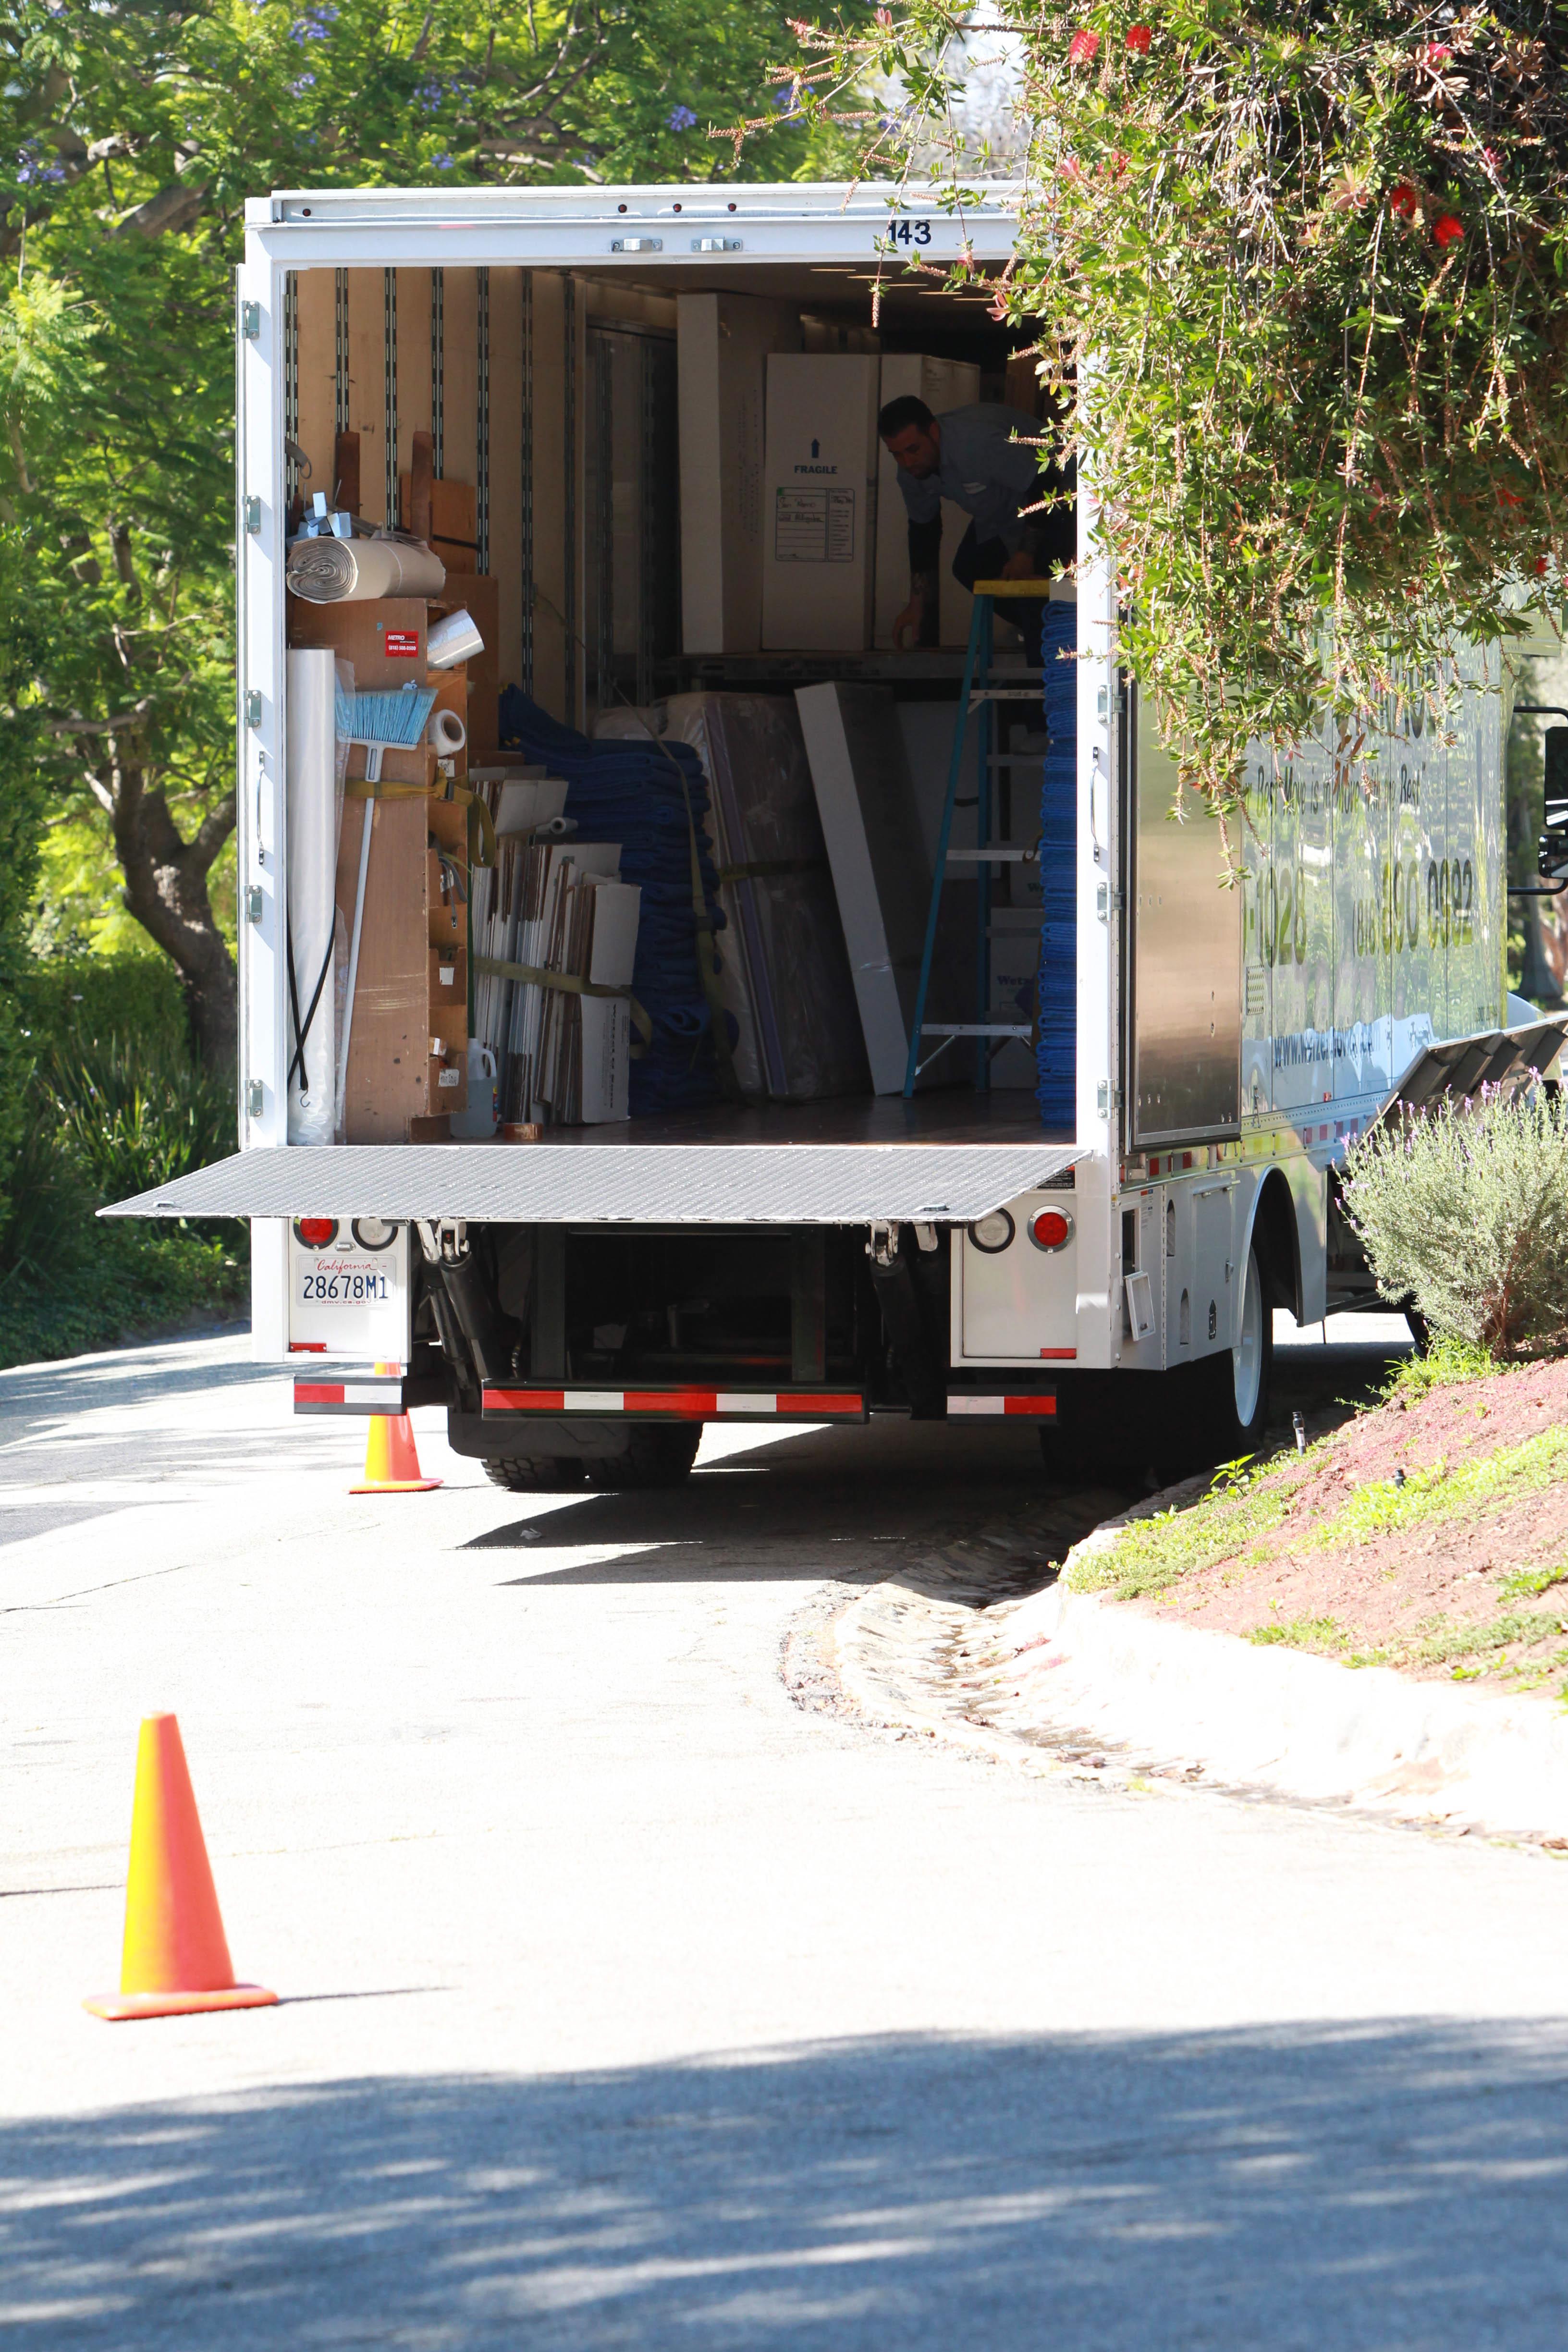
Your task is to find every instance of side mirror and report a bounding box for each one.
[1515,707,1568,892]
[1541,726,1568,882]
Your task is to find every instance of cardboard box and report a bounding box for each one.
[874,355,982,649]
[677,294,802,655]
[761,356,881,651]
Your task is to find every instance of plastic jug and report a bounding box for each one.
[449,1040,498,1139]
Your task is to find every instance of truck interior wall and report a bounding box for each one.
[281,254,1072,1142]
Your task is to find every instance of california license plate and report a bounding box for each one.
[287,1217,411,1361]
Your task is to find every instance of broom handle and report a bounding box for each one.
[336,797,374,1130]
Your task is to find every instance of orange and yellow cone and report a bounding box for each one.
[85,1714,278,2022]
[351,1364,441,1494]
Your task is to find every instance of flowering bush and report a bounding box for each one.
[1343,1089,1568,1358]
[784,3,1568,811]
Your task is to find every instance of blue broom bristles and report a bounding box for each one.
[345,683,437,745]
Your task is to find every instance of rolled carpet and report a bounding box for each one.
[286,535,447,604]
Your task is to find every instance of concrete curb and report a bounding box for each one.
[829,1489,1568,1842]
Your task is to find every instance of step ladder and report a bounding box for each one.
[902,581,1051,1098]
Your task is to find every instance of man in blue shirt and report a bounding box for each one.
[879,395,1075,648]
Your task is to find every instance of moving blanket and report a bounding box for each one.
[1035,600,1078,1129]
[496,689,728,1115]
[602,696,870,1103]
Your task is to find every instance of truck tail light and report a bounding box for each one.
[294,1217,338,1249]
[968,1208,1015,1253]
[1029,1207,1074,1252]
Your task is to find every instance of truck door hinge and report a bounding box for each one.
[240,301,261,340]
[245,1079,264,1118]
[1095,882,1124,920]
[245,885,264,925]
[610,236,662,253]
[416,1217,468,1265]
[244,689,262,728]
[1097,1081,1123,1116]
[243,495,262,535]
[692,236,743,252]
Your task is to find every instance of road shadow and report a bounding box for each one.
[6,2019,1568,2348]
[470,1420,1125,1585]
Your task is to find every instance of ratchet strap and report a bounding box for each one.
[474,954,653,1055]
[344,776,497,869]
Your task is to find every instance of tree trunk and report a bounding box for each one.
[111,765,238,1073]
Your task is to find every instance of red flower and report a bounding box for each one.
[1433,214,1463,247]
[1068,29,1101,64]
[1416,41,1452,65]
[1389,183,1417,219]
[1498,487,1524,508]
[1127,23,1151,52]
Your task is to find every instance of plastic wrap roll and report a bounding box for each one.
[286,534,446,604]
[427,608,484,668]
[428,707,467,756]
[286,649,339,1143]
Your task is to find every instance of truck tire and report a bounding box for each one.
[584,1425,701,1490]
[1196,1238,1273,1461]
[483,1456,588,1493]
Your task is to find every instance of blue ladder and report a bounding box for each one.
[902,583,1050,1097]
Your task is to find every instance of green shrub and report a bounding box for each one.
[0,956,244,1367]
[1342,1091,1568,1359]
[42,1034,234,1204]
[19,952,193,1068]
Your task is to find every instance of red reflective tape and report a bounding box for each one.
[483,1388,566,1412]
[294,1383,344,1405]
[791,1392,863,1415]
[1038,1348,1077,1360]
[289,1341,327,1353]
[1004,1395,1057,1417]
[622,1390,717,1416]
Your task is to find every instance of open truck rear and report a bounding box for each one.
[109,182,1548,1483]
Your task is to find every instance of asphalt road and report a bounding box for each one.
[4,1317,1568,2349]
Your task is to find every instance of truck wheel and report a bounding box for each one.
[1199,1240,1273,1460]
[483,1456,588,1493]
[584,1425,702,1490]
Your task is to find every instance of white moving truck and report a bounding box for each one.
[111,181,1558,1483]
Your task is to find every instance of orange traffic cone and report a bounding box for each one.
[85,1715,278,2021]
[351,1363,441,1494]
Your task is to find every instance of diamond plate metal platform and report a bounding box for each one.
[104,1137,1081,1226]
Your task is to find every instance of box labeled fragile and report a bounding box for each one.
[761,355,880,650]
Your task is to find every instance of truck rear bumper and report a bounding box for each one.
[482,1384,867,1421]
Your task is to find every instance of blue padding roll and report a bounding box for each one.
[1035,604,1078,1128]
[497,690,729,1115]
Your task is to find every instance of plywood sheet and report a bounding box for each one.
[335,795,430,1141]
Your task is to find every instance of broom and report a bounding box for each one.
[343,682,439,781]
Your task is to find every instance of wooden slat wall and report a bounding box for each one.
[294,269,336,511]
[344,268,389,527]
[489,268,525,700]
[287,263,586,724]
[395,267,434,511]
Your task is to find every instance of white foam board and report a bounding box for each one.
[796,682,932,1091]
